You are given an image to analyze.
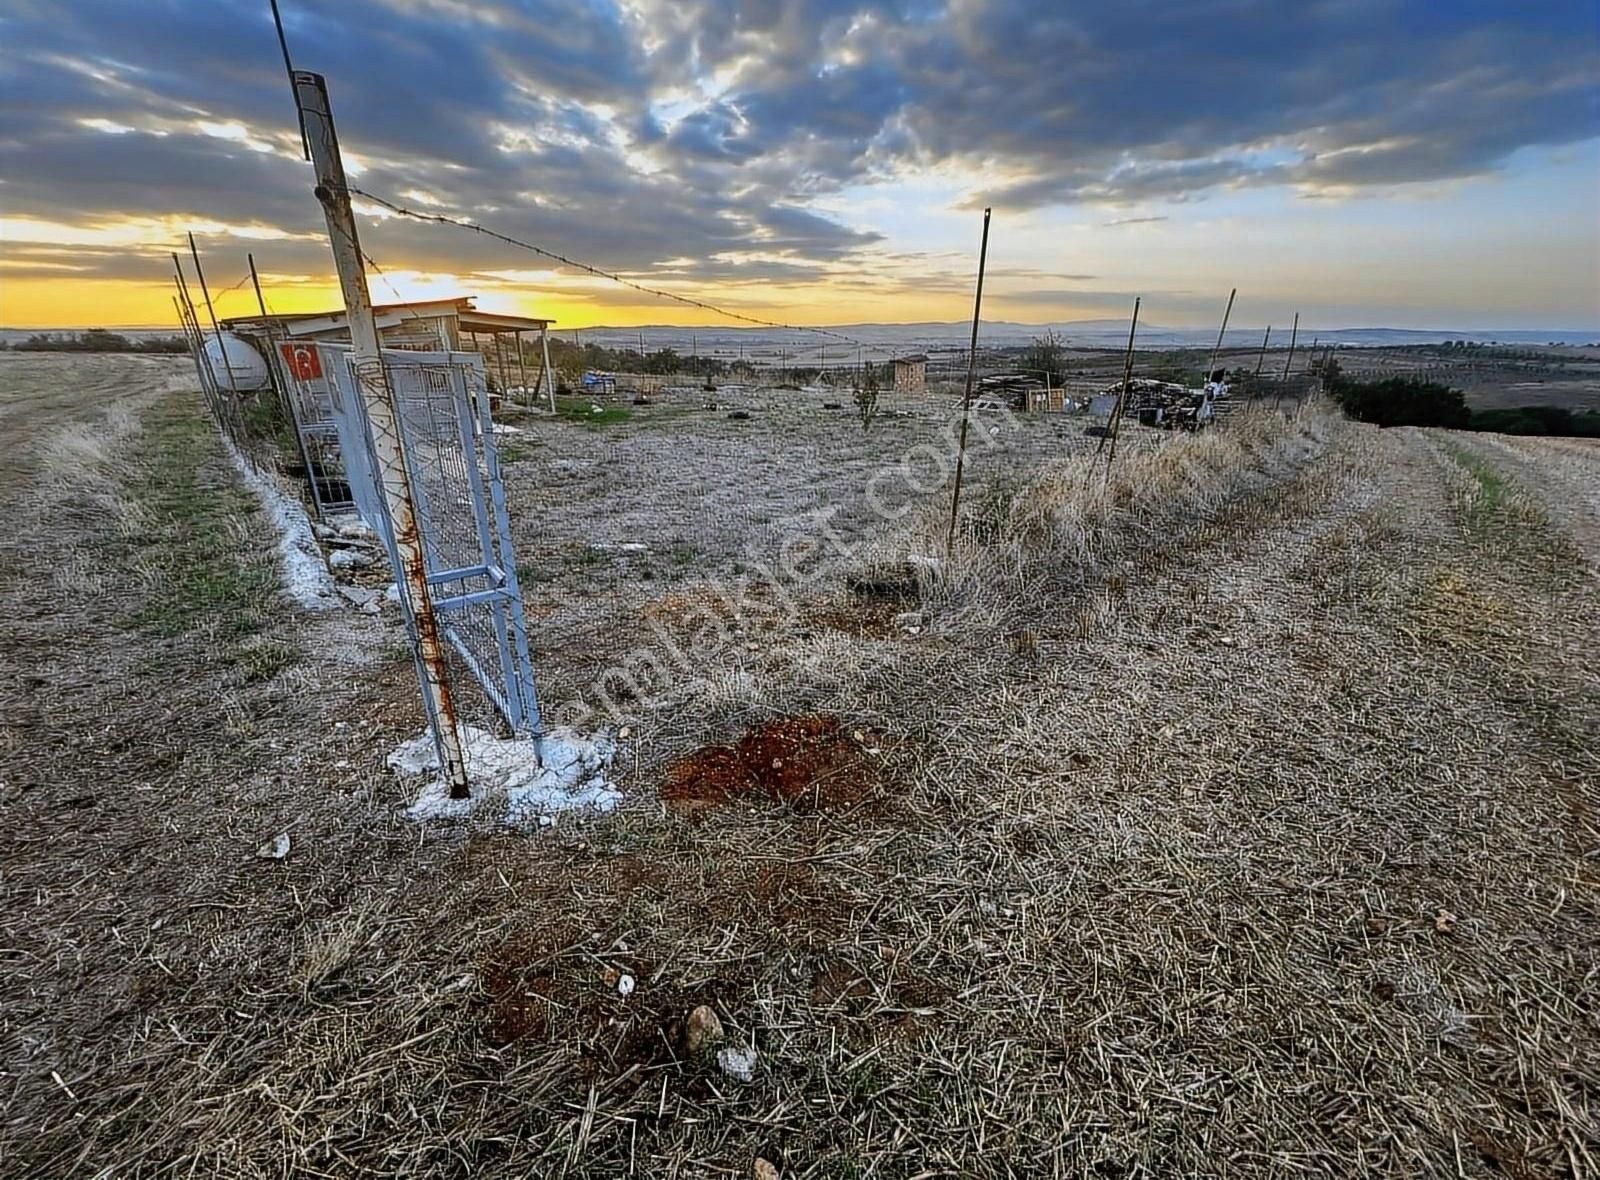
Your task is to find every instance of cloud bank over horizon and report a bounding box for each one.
[1,0,1595,329]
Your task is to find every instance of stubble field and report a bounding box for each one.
[2,351,1596,1178]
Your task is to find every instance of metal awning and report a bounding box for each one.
[223,296,553,338]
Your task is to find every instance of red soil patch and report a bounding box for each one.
[804,600,901,639]
[640,588,739,626]
[478,926,744,1073]
[660,714,877,812]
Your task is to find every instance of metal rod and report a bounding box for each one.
[1103,297,1142,468]
[1254,324,1272,380]
[945,206,993,553]
[294,69,470,797]
[515,330,530,407]
[541,323,555,411]
[248,252,269,316]
[470,365,540,733]
[250,253,320,509]
[1206,287,1236,386]
[172,288,212,407]
[188,232,238,395]
[1275,313,1299,410]
[494,331,510,400]
[173,258,223,422]
[269,0,309,159]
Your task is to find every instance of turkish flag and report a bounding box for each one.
[280,341,322,380]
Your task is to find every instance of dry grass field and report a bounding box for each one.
[2,351,1596,1178]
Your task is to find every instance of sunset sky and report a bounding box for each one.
[1,0,1596,332]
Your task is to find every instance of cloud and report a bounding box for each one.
[0,0,1594,307]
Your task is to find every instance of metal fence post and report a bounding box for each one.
[294,69,470,798]
[540,323,556,411]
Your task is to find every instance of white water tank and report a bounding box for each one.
[201,332,271,392]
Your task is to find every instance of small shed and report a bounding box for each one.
[892,354,928,393]
[222,296,555,399]
[220,296,557,520]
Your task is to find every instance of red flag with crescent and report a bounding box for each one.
[280,341,321,380]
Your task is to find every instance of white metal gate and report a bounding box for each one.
[322,343,540,737]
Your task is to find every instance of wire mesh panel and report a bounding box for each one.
[267,338,361,518]
[310,342,386,530]
[324,344,540,739]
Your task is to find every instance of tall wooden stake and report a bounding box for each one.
[945,207,993,553]
[1102,297,1142,468]
[294,70,470,797]
[1206,287,1236,385]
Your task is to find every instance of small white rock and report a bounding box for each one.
[617,973,636,997]
[717,1045,758,1083]
[329,548,374,571]
[256,832,291,860]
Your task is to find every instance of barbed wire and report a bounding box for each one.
[342,185,868,349]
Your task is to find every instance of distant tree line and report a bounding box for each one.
[533,337,886,392]
[4,329,188,354]
[1326,363,1600,437]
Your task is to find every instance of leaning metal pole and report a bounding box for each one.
[251,251,322,515]
[945,206,993,554]
[1276,311,1300,410]
[173,259,225,426]
[1103,297,1142,469]
[294,70,470,797]
[1206,287,1236,385]
[541,323,556,412]
[188,233,239,396]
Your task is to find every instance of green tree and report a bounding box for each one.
[1328,374,1470,429]
[1022,330,1067,386]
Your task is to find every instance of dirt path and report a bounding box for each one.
[1437,428,1600,564]
[1,372,1594,1178]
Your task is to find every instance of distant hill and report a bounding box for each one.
[6,321,1596,357]
[559,320,1600,358]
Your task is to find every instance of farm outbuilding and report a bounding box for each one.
[218,296,556,520]
[892,354,928,393]
[222,296,554,396]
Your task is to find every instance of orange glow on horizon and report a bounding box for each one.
[0,272,1032,331]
